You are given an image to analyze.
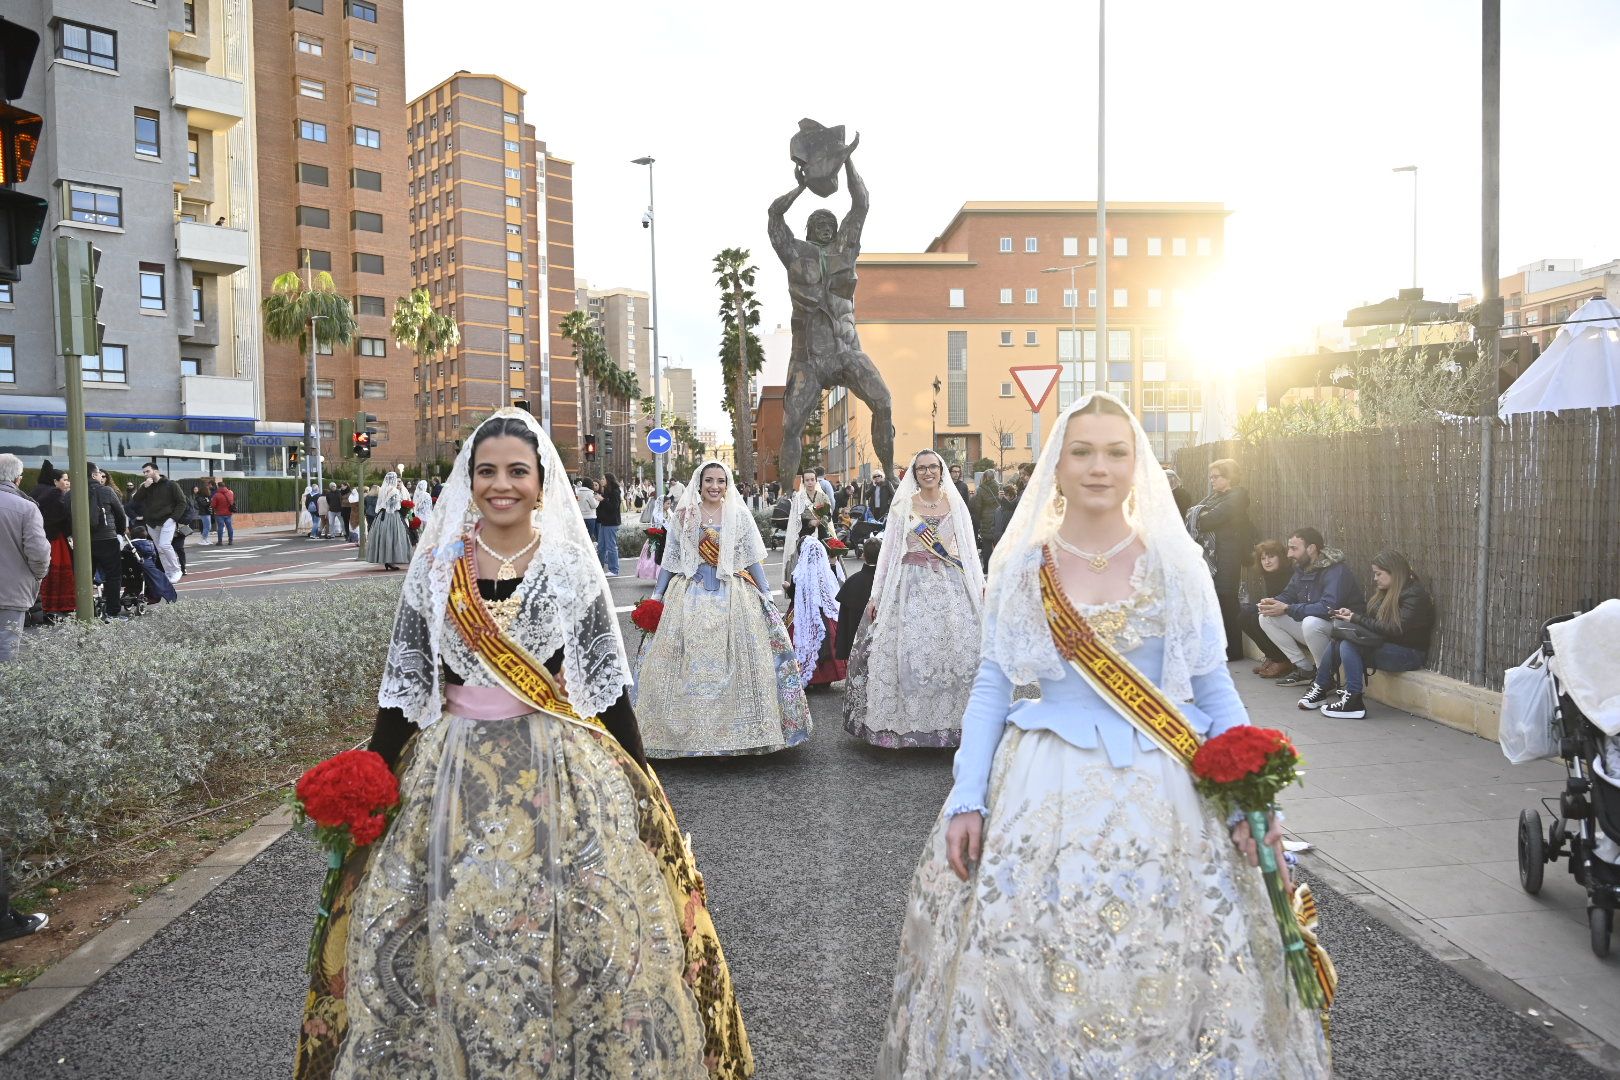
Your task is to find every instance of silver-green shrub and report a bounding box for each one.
[0,579,403,866]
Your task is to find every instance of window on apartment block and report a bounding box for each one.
[352,252,384,274]
[180,357,201,376]
[508,305,523,317]
[994,288,1011,305]
[299,120,327,143]
[295,205,330,228]
[504,195,521,207]
[1113,288,1128,308]
[1024,288,1038,304]
[351,210,383,232]
[138,263,165,310]
[509,360,524,373]
[504,167,521,180]
[291,0,324,12]
[947,331,968,424]
[347,0,378,22]
[1062,237,1078,258]
[0,282,14,303]
[1148,288,1163,308]
[1025,237,1038,253]
[187,132,201,178]
[998,237,1012,253]
[506,278,522,290]
[504,139,520,153]
[134,109,160,158]
[353,84,379,107]
[183,2,195,32]
[298,77,325,100]
[65,182,122,227]
[82,344,127,383]
[58,21,117,69]
[948,288,965,308]
[505,223,521,235]
[1025,330,1039,346]
[1087,288,1097,307]
[358,379,387,399]
[358,337,386,357]
[508,332,525,345]
[1063,288,1077,308]
[1171,237,1188,256]
[1147,237,1162,256]
[503,112,518,124]
[352,41,377,63]
[295,33,323,56]
[300,248,332,271]
[0,338,14,383]
[1197,237,1213,256]
[350,167,382,191]
[1113,237,1128,257]
[354,126,380,149]
[297,162,329,186]
[506,250,521,262]
[191,276,203,322]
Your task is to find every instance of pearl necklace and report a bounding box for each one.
[916,489,945,512]
[1052,528,1136,573]
[476,529,541,581]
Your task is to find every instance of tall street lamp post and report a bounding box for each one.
[1095,0,1108,401]
[308,313,327,492]
[1393,164,1418,289]
[632,156,664,505]
[1043,260,1096,396]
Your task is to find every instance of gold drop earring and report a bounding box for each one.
[1052,485,1067,515]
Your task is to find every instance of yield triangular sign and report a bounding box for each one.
[1010,365,1062,411]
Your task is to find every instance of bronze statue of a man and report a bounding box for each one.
[768,133,894,483]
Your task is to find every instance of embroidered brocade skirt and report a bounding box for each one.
[634,574,812,758]
[880,727,1332,1079]
[294,710,754,1080]
[842,559,979,748]
[364,511,413,565]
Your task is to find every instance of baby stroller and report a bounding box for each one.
[1514,608,1620,956]
[93,539,151,618]
[127,531,178,606]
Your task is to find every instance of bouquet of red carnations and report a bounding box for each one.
[399,498,423,531]
[1191,726,1327,1010]
[291,748,401,972]
[631,597,664,635]
[644,526,665,538]
[824,537,847,552]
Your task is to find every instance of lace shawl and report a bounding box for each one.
[661,459,766,580]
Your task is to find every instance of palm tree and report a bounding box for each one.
[391,287,460,459]
[714,248,762,485]
[560,310,610,475]
[262,268,357,481]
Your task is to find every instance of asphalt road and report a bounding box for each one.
[3,559,1613,1078]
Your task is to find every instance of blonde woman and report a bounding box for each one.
[879,393,1330,1077]
[636,460,811,757]
[842,449,983,748]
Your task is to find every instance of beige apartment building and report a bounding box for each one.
[405,73,577,466]
[1460,257,1620,356]
[824,201,1227,476]
[576,283,648,478]
[254,0,416,462]
[663,365,696,429]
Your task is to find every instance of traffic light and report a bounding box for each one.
[354,432,372,459]
[584,433,597,461]
[512,399,530,414]
[602,429,614,455]
[339,417,354,457]
[288,448,300,469]
[54,237,103,356]
[0,17,46,284]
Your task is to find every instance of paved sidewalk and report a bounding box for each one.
[1239,663,1619,1051]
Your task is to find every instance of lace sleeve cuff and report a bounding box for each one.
[944,802,989,818]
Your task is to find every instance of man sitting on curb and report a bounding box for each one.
[1257,526,1364,692]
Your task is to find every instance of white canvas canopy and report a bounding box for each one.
[1499,297,1620,417]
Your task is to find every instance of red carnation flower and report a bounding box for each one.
[632,598,664,634]
[825,538,847,551]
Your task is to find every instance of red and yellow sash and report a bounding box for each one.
[1039,548,1199,767]
[913,521,964,571]
[698,531,722,567]
[447,538,602,732]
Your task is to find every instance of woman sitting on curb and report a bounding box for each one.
[1243,539,1295,678]
[1303,549,1435,719]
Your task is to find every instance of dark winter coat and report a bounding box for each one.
[129,476,186,525]
[1275,549,1365,620]
[835,564,876,660]
[1350,579,1435,650]
[1188,486,1255,588]
[89,481,128,540]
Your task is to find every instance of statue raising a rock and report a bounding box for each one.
[769,119,895,484]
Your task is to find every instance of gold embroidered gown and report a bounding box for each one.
[295,576,753,1080]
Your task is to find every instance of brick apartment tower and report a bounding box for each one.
[404,73,578,468]
[253,0,417,464]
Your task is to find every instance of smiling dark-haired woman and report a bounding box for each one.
[295,409,753,1080]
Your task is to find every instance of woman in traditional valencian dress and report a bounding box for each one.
[636,460,811,757]
[295,411,753,1080]
[362,471,412,570]
[878,393,1331,1078]
[842,449,983,748]
[785,516,848,688]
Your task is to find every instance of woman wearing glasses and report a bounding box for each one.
[843,449,984,747]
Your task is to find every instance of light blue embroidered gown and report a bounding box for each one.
[880,551,1332,1078]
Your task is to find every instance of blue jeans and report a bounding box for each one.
[596,524,620,573]
[584,519,599,543]
[1316,638,1426,693]
[199,513,212,539]
[215,514,233,543]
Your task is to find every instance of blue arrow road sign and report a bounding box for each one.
[646,426,673,455]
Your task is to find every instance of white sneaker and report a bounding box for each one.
[167,570,183,583]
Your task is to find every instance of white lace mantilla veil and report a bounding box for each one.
[871,448,985,622]
[377,407,634,726]
[983,390,1224,702]
[411,478,430,507]
[791,534,840,684]
[660,459,767,581]
[376,471,403,511]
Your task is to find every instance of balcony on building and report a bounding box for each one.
[181,374,255,423]
[171,67,244,132]
[175,219,249,275]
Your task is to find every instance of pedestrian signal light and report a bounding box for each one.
[584,433,597,461]
[288,448,300,468]
[354,432,372,459]
[0,18,44,284]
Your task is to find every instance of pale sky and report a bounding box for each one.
[404,0,1620,437]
